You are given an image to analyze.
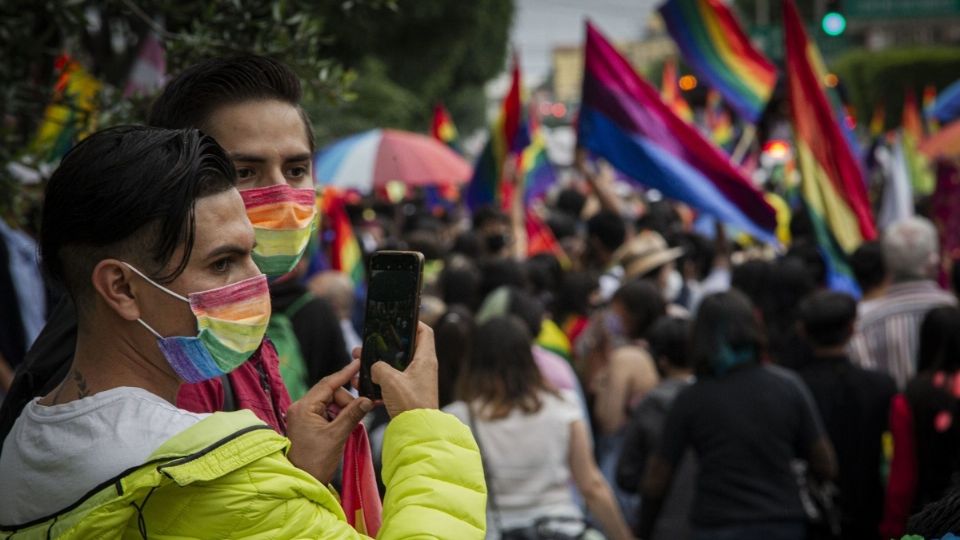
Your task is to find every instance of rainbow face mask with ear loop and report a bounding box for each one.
[125,263,271,383]
[240,184,318,276]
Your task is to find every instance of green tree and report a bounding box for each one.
[832,47,960,130]
[0,0,515,223]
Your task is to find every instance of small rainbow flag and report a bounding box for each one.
[526,206,570,268]
[320,188,364,286]
[903,88,935,196]
[783,0,875,293]
[659,0,777,124]
[923,84,940,134]
[661,58,694,123]
[869,102,886,138]
[430,103,460,152]
[705,89,734,147]
[579,21,777,243]
[518,114,557,204]
[466,56,522,211]
[31,55,101,162]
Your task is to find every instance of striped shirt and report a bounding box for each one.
[849,281,956,389]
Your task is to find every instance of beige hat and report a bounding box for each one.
[615,231,684,280]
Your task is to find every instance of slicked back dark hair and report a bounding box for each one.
[798,291,857,347]
[41,126,236,309]
[147,55,315,151]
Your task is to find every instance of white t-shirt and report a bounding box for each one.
[0,386,207,525]
[445,389,584,535]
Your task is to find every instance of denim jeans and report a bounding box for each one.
[692,521,806,540]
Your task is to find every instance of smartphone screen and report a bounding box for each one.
[359,251,424,399]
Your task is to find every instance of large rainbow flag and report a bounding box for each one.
[578,21,777,243]
[659,0,777,123]
[465,57,522,210]
[783,0,875,292]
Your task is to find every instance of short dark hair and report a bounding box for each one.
[647,316,692,369]
[147,55,314,150]
[612,279,666,339]
[691,290,765,377]
[587,210,626,253]
[798,291,857,347]
[41,126,235,309]
[472,206,509,230]
[851,241,886,293]
[556,188,586,218]
[917,306,960,373]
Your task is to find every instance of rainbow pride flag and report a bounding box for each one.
[661,59,694,123]
[466,57,522,210]
[31,55,101,163]
[320,188,364,286]
[903,88,935,196]
[705,89,734,147]
[783,0,875,293]
[517,114,557,204]
[430,103,460,152]
[659,0,777,123]
[579,21,777,243]
[870,102,886,138]
[923,84,940,134]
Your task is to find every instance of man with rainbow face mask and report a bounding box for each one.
[0,126,486,538]
[0,56,349,451]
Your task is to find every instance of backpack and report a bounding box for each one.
[267,292,313,401]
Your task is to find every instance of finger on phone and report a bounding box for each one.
[351,346,362,361]
[333,387,358,408]
[407,322,436,369]
[320,358,360,390]
[371,360,400,385]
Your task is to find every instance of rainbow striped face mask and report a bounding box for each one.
[125,264,271,384]
[240,184,318,276]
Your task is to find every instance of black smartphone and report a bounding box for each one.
[358,250,425,399]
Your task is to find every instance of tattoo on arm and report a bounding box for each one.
[74,370,90,399]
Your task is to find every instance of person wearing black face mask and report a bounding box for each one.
[473,207,513,258]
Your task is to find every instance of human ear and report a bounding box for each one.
[90,259,141,321]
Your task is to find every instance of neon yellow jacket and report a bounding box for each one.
[0,409,486,539]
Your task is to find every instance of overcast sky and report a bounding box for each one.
[510,0,660,87]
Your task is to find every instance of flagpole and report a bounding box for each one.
[731,124,757,164]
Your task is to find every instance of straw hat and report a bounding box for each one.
[614,231,684,280]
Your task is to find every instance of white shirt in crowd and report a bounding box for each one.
[0,386,206,525]
[445,389,584,537]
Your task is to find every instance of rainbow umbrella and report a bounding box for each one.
[314,128,472,194]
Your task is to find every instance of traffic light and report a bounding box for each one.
[821,0,847,36]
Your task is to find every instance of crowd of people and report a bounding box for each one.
[2,54,960,540]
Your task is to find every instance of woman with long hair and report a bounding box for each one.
[640,290,837,540]
[445,316,632,540]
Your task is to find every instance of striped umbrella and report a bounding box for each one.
[314,128,471,193]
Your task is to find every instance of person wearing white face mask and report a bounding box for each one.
[0,127,486,539]
[613,230,689,318]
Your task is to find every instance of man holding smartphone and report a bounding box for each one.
[0,126,486,537]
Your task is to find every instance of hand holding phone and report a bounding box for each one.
[370,322,439,417]
[359,251,425,399]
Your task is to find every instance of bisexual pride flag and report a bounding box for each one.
[578,21,777,243]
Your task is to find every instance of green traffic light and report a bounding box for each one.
[822,11,847,36]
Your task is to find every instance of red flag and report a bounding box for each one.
[341,424,382,535]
